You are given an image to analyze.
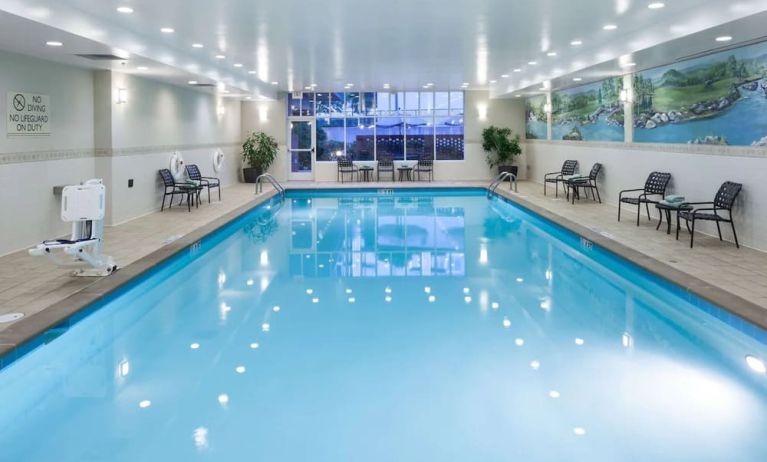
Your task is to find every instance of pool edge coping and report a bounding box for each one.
[0,190,278,362]
[2,183,765,365]
[492,188,767,332]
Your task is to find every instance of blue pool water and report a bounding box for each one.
[1,189,767,461]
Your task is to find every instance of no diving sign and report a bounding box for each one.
[7,92,50,136]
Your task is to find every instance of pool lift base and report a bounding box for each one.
[28,179,117,277]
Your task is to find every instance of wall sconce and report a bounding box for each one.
[116,88,128,104]
[476,102,488,121]
[619,89,633,104]
[543,102,552,114]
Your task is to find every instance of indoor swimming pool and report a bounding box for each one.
[1,188,766,461]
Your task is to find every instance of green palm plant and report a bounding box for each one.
[242,131,278,182]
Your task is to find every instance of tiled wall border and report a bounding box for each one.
[524,139,767,159]
[0,142,242,165]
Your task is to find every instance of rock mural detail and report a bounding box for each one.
[551,78,625,142]
[525,95,548,140]
[633,40,767,146]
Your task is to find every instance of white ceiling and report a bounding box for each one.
[1,0,767,98]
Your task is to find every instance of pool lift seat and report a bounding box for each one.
[28,179,117,277]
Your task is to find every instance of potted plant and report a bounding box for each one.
[242,131,278,183]
[482,126,522,178]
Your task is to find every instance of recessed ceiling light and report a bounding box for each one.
[513,68,521,72]
[383,83,390,88]
[603,24,617,30]
[528,61,537,65]
[248,70,256,74]
[188,80,198,85]
[304,86,311,90]
[137,66,148,71]
[515,94,522,98]
[271,81,278,85]
[160,27,175,33]
[489,79,497,84]
[573,77,582,81]
[45,41,63,47]
[192,43,204,48]
[116,6,134,14]
[215,54,225,59]
[648,2,665,8]
[501,74,509,78]
[233,63,243,68]
[311,83,318,87]
[621,62,637,67]
[716,35,733,42]
[547,52,557,57]
[570,40,583,46]
[746,355,766,374]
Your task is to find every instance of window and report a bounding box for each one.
[435,116,464,160]
[288,91,464,161]
[346,118,375,160]
[376,117,404,160]
[406,117,434,160]
[316,118,345,161]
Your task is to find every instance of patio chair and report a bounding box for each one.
[186,164,221,203]
[567,163,602,204]
[337,158,357,183]
[158,169,200,212]
[415,156,434,182]
[544,160,578,198]
[676,181,742,248]
[618,171,672,226]
[377,156,395,181]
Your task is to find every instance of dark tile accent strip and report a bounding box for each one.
[492,188,767,339]
[0,190,277,367]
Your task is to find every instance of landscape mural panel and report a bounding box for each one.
[633,39,767,146]
[525,95,548,140]
[551,77,625,142]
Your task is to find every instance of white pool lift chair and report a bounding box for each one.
[29,179,117,277]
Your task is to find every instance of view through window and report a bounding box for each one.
[288,91,464,161]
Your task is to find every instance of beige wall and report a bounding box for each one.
[525,140,767,251]
[0,50,96,256]
[0,51,243,255]
[241,91,527,182]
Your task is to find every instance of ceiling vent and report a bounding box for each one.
[75,53,129,61]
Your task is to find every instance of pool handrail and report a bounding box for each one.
[489,171,517,193]
[256,173,285,199]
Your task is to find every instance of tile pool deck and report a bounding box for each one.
[1,180,767,360]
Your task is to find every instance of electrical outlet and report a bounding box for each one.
[128,179,134,188]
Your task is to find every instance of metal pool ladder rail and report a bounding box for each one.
[256,173,285,199]
[488,171,517,193]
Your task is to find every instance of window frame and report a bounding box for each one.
[287,90,465,162]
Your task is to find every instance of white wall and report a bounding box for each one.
[104,72,242,224]
[241,95,288,182]
[525,140,767,250]
[241,90,527,182]
[0,50,95,256]
[0,51,244,256]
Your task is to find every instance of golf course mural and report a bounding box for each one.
[551,77,625,142]
[525,95,548,140]
[633,39,767,146]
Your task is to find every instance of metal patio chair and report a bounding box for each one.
[618,171,672,226]
[186,164,221,203]
[544,160,578,198]
[567,163,602,204]
[676,181,742,248]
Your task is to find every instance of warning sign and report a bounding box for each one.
[7,92,50,136]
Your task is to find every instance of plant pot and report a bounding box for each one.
[498,165,518,180]
[242,167,262,183]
